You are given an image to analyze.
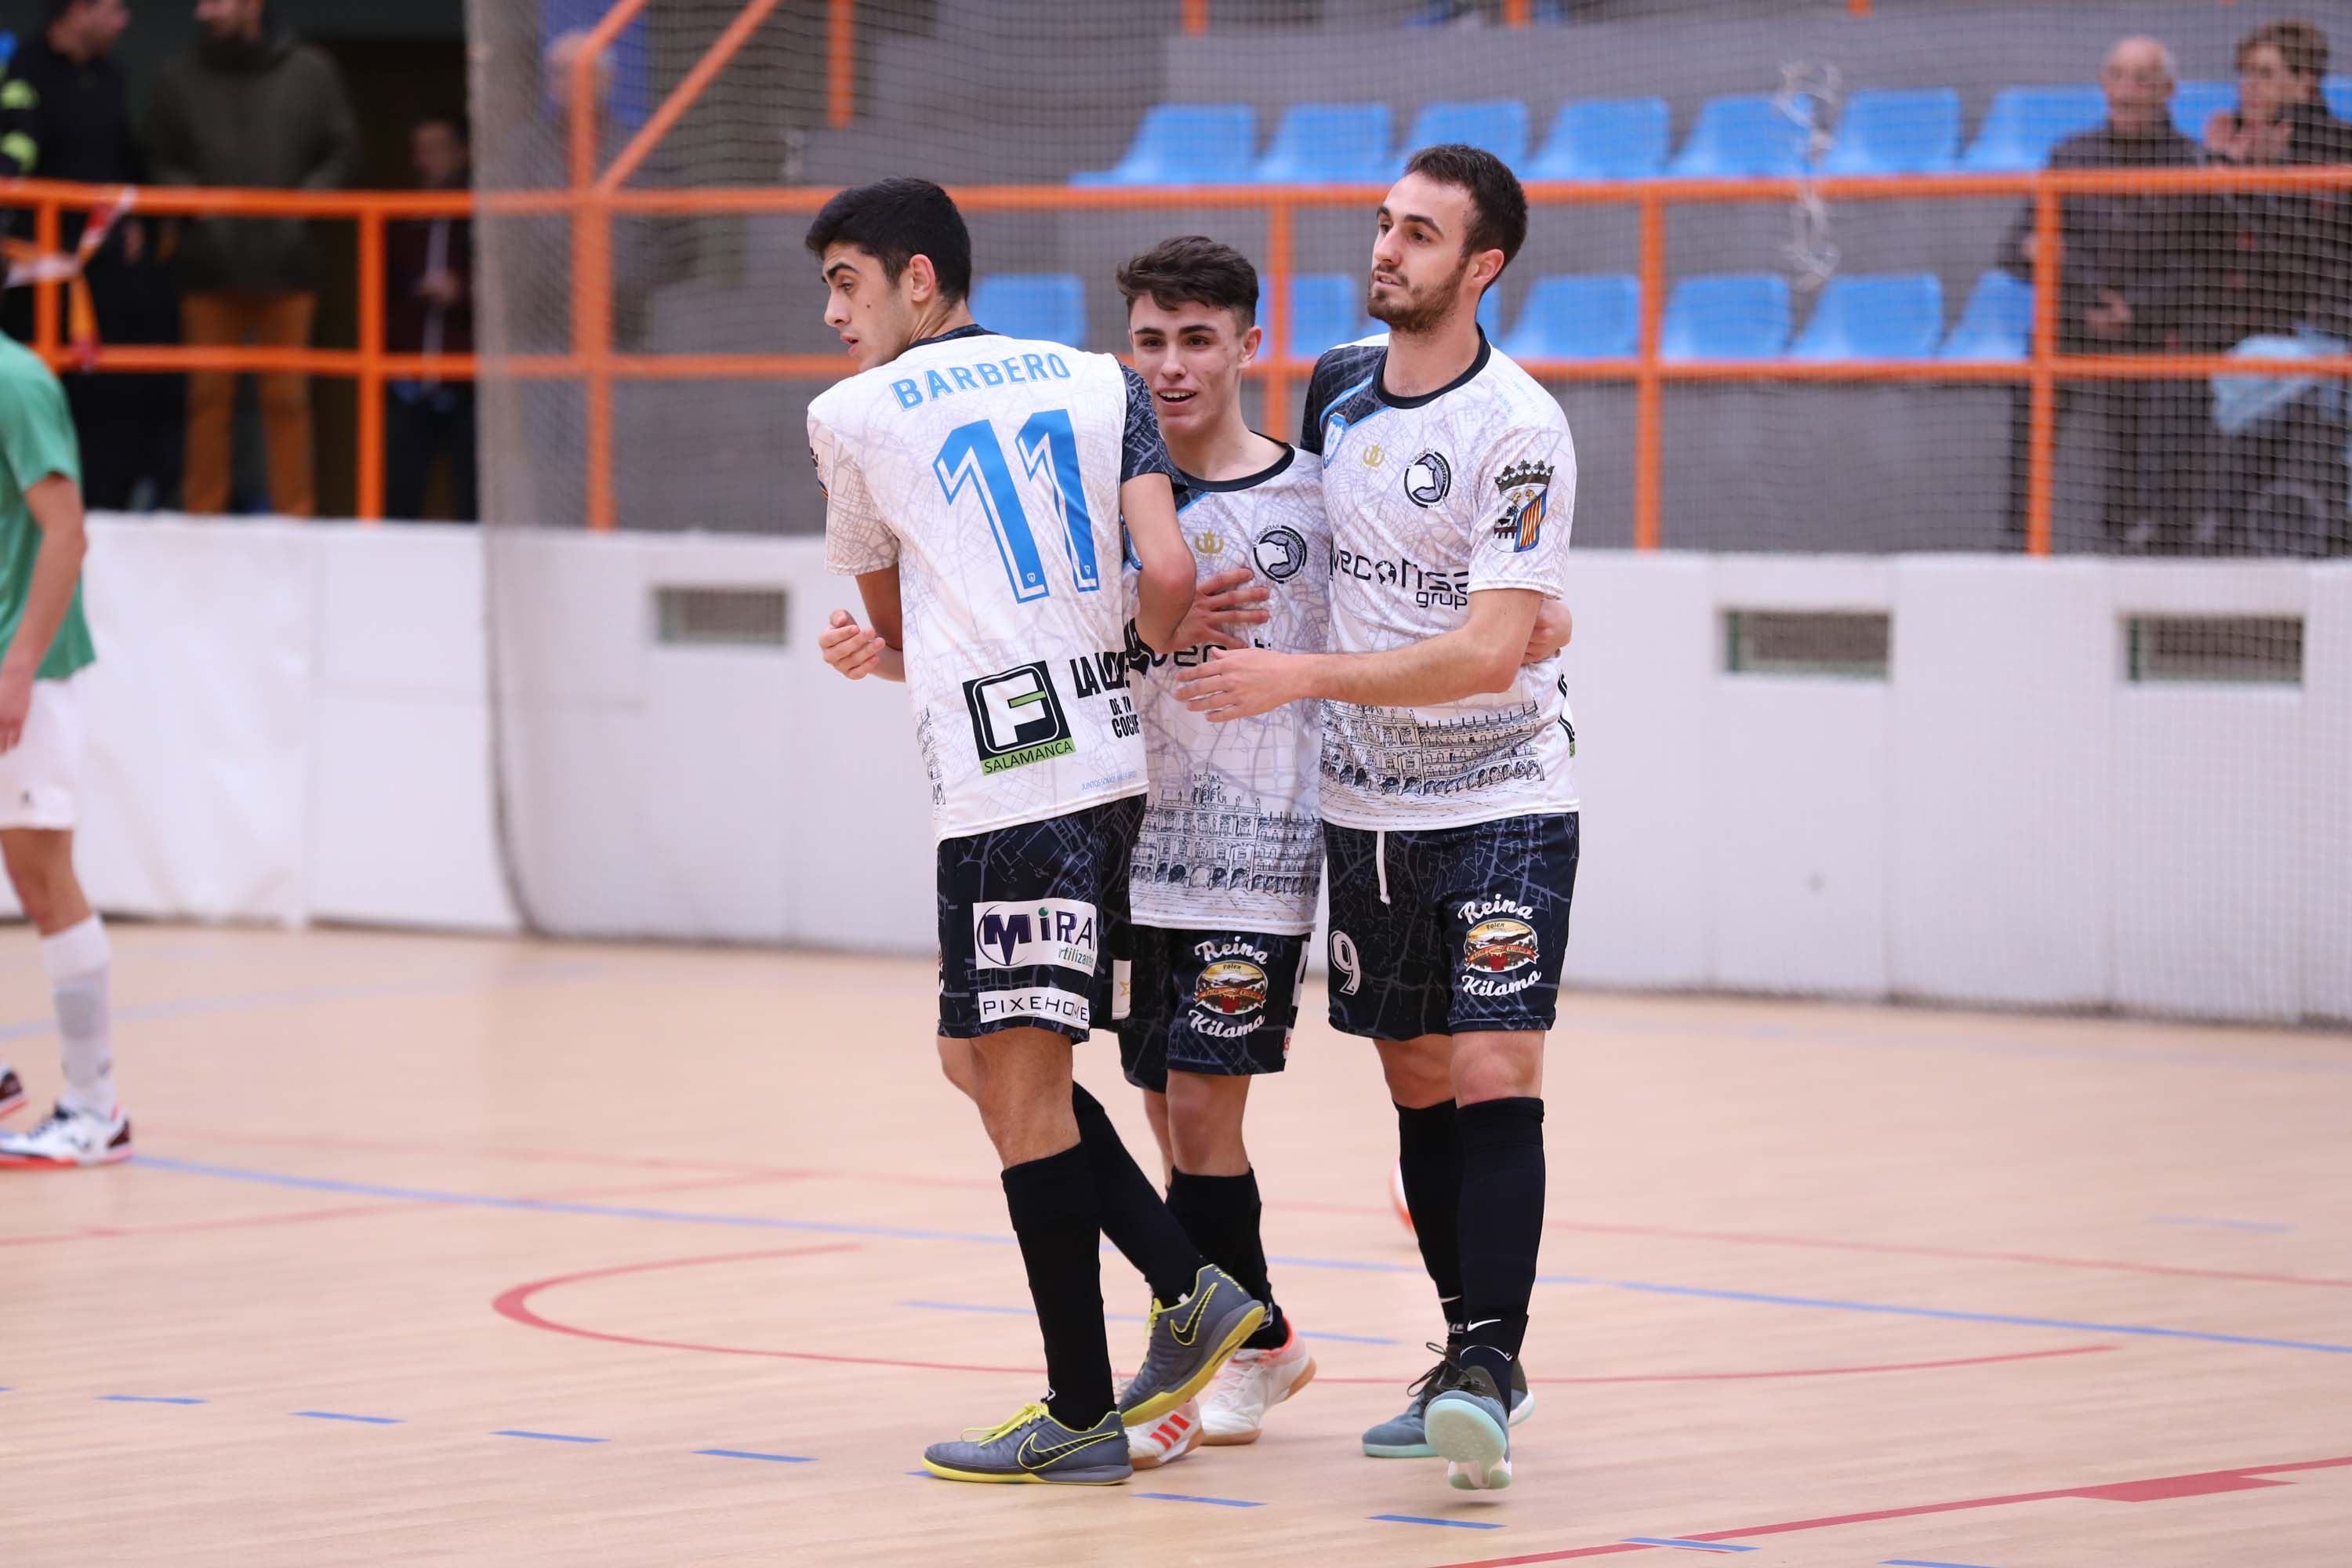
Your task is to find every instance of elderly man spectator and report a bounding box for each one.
[1,0,180,512]
[145,0,358,517]
[2001,37,2218,552]
[385,117,477,521]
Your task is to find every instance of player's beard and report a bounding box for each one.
[1367,252,1472,336]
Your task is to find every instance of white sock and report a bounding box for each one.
[42,916,114,1120]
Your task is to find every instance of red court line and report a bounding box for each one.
[1431,1454,2352,1566]
[489,1245,1062,1376]
[493,1251,2119,1385]
[0,1170,797,1250]
[151,1125,2350,1290]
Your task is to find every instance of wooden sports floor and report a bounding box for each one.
[4,924,2347,1566]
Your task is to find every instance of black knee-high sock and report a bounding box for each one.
[1166,1167,1287,1349]
[1001,1142,1116,1430]
[1455,1096,1545,1394]
[1396,1099,1467,1338]
[1072,1083,1203,1305]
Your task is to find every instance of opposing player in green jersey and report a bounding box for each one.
[0,331,126,1167]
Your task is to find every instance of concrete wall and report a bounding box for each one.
[35,518,2349,1027]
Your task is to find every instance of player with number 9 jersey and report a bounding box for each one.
[814,328,1169,842]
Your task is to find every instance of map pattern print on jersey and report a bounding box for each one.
[1129,448,1330,935]
[813,328,1174,840]
[1301,335,1580,831]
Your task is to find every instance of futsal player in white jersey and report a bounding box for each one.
[803,179,1263,1486]
[1178,147,1578,1494]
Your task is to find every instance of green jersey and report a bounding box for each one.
[0,335,96,681]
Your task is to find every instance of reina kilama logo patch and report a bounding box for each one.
[1491,459,1554,554]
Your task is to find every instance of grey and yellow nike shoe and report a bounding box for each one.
[1361,1345,1534,1458]
[920,1402,1131,1486]
[1116,1264,1266,1427]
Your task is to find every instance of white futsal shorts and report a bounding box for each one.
[0,677,85,832]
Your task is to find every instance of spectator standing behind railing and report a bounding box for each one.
[385,118,476,522]
[3,0,183,513]
[2000,36,2220,554]
[143,0,357,518]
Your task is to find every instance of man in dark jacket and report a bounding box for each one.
[385,117,476,521]
[4,0,182,512]
[144,0,358,517]
[2001,37,2220,550]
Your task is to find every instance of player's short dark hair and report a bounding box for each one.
[1402,143,1529,278]
[2239,18,2329,81]
[804,177,973,304]
[1115,235,1259,328]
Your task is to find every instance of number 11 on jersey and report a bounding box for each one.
[934,408,1100,603]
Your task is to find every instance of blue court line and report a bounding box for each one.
[1627,1541,1756,1553]
[132,1154,2352,1356]
[899,1299,1399,1345]
[695,1448,815,1464]
[1532,1272,2352,1356]
[492,1429,607,1443]
[1136,1492,1263,1508]
[292,1410,402,1425]
[2151,1215,2295,1234]
[99,1395,205,1405]
[1370,1514,1502,1530]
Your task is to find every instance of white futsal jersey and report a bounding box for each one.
[814,325,1172,840]
[1300,332,1580,830]
[1130,445,1330,936]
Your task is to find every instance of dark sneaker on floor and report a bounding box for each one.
[920,1402,1131,1486]
[1361,1345,1534,1458]
[1428,1365,1513,1491]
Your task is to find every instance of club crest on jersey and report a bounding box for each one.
[1193,529,1225,556]
[1254,525,1308,583]
[963,662,1073,773]
[1464,916,1540,975]
[1403,450,1452,506]
[1492,459,1554,553]
[1362,443,1385,469]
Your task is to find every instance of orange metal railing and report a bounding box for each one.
[12,163,2352,545]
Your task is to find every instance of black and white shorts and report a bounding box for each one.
[1117,925,1310,1094]
[936,795,1144,1043]
[1323,812,1580,1041]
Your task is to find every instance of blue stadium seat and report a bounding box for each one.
[1661,273,1792,361]
[1071,103,1257,187]
[1499,274,1639,360]
[1400,100,1530,171]
[1526,98,1669,180]
[972,274,1086,347]
[1284,274,1368,358]
[1961,85,2106,172]
[1818,89,1962,175]
[1253,103,1396,183]
[1668,93,1812,178]
[1788,273,1944,361]
[2171,80,2238,143]
[2330,75,2352,122]
[1940,270,2036,361]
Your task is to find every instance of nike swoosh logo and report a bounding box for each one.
[1167,1282,1216,1346]
[1018,1427,1120,1470]
[1464,1318,1502,1332]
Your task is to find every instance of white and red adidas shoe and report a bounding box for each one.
[1127,1399,1201,1469]
[0,1103,132,1168]
[1200,1322,1317,1445]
